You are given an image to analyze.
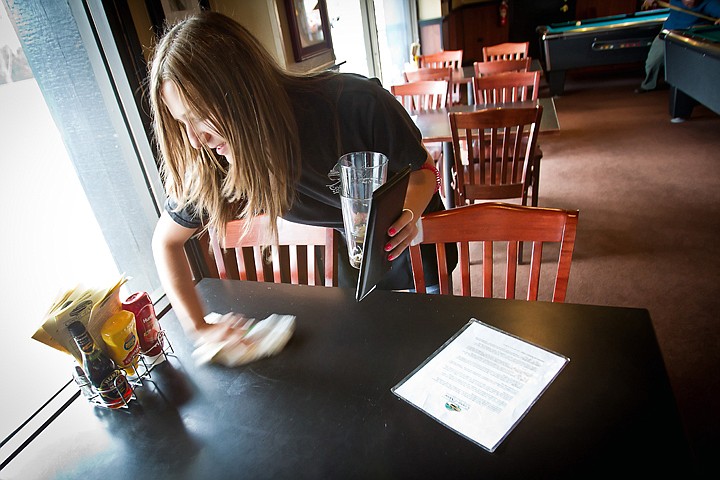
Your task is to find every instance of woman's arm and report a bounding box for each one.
[152,211,257,350]
[385,151,438,260]
[152,211,209,337]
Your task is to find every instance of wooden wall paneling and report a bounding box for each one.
[442,2,509,65]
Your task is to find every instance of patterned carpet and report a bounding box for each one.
[530,66,720,476]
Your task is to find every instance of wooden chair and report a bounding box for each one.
[391,80,449,187]
[418,50,463,104]
[449,106,543,209]
[403,67,454,106]
[409,202,579,302]
[482,42,529,62]
[209,216,337,286]
[473,58,531,77]
[472,71,540,105]
[391,80,449,113]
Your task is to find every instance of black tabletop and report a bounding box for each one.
[3,279,694,479]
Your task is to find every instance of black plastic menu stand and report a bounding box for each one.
[356,166,411,301]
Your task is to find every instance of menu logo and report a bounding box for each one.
[445,402,462,412]
[443,394,469,412]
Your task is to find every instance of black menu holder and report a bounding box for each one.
[356,166,412,301]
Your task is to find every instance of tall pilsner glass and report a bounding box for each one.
[338,152,389,269]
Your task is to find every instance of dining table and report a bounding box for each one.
[412,97,559,208]
[1,278,695,479]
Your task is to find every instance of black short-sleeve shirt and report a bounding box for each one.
[166,73,454,289]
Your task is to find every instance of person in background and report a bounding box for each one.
[148,12,454,346]
[636,0,720,93]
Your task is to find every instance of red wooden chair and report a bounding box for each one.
[473,58,532,77]
[210,216,337,286]
[449,106,543,208]
[391,80,449,113]
[482,42,529,62]
[391,80,449,190]
[472,71,540,105]
[418,50,463,104]
[404,67,454,106]
[409,202,579,302]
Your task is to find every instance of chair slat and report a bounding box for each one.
[506,241,518,299]
[482,240,493,298]
[527,242,543,301]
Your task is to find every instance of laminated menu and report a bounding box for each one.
[392,319,569,452]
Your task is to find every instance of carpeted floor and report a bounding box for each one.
[529,66,720,476]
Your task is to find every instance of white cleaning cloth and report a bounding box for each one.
[192,313,296,367]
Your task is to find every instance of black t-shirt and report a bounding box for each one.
[166,73,455,289]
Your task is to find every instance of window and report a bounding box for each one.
[0,0,162,453]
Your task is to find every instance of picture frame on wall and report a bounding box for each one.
[284,0,334,62]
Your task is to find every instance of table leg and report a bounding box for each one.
[532,153,540,207]
[668,86,697,121]
[546,70,566,96]
[442,141,455,209]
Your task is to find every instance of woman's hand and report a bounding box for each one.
[385,208,419,261]
[384,154,438,261]
[193,312,254,346]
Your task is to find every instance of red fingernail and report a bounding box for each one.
[388,228,396,235]
[384,242,392,251]
[387,253,394,261]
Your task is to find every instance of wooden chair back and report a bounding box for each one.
[418,50,463,104]
[409,202,579,302]
[404,67,454,105]
[449,106,543,207]
[418,50,463,69]
[472,71,540,105]
[482,42,529,61]
[404,66,453,82]
[391,80,449,114]
[473,58,532,77]
[210,216,337,286]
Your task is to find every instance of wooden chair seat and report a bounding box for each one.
[409,202,579,302]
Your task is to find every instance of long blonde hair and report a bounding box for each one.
[149,11,320,242]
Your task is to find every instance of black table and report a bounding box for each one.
[537,9,669,96]
[662,26,720,120]
[1,279,694,479]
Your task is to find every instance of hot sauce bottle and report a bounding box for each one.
[67,321,132,408]
[122,292,163,356]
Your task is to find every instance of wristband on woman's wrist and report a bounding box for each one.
[419,163,441,193]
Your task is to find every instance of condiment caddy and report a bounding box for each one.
[67,289,175,409]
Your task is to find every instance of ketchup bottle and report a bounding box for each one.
[122,292,163,356]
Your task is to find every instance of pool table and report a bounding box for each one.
[537,9,670,96]
[662,26,720,120]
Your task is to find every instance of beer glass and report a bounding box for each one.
[338,152,388,269]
